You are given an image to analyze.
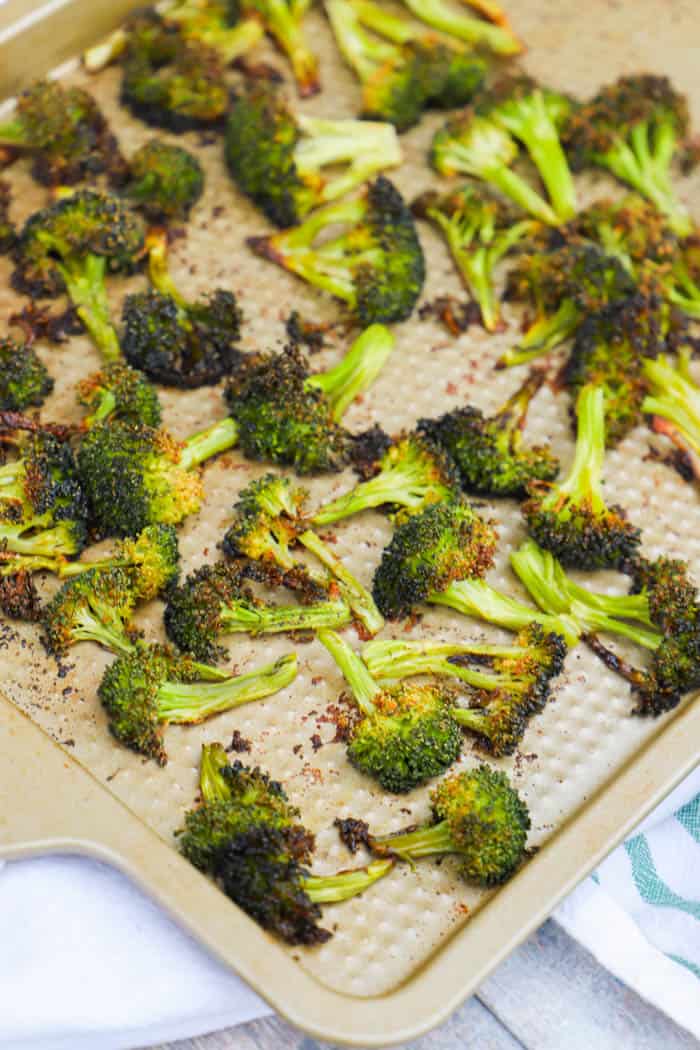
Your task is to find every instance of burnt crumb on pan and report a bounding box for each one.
[285,310,329,353]
[419,295,482,336]
[227,729,252,753]
[334,817,372,854]
[310,733,322,752]
[10,302,84,344]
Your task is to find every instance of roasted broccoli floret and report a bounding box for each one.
[564,75,696,237]
[642,351,700,482]
[319,628,464,791]
[431,110,559,225]
[60,523,180,600]
[222,472,384,634]
[312,432,459,525]
[12,189,146,363]
[42,566,139,656]
[76,361,162,427]
[372,497,498,619]
[325,0,486,131]
[0,78,126,187]
[522,385,642,569]
[498,243,635,368]
[248,176,425,325]
[77,415,239,536]
[476,75,577,222]
[0,180,15,254]
[225,83,401,227]
[512,541,700,716]
[99,645,297,764]
[0,431,87,560]
[364,764,530,885]
[122,229,243,388]
[571,195,678,279]
[125,139,204,221]
[363,623,566,756]
[164,558,351,660]
[419,370,559,498]
[179,743,393,944]
[224,326,394,473]
[0,336,53,412]
[119,10,230,131]
[412,183,536,332]
[563,294,667,445]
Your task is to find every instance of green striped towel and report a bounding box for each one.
[555,767,700,1040]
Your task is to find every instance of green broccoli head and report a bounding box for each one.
[572,195,678,275]
[0,78,126,187]
[373,497,498,619]
[248,177,425,325]
[126,139,204,221]
[76,361,162,428]
[0,337,53,411]
[43,566,138,657]
[419,371,559,497]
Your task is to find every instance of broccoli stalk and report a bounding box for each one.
[248,177,425,325]
[307,324,394,422]
[298,528,384,636]
[413,184,536,331]
[400,0,521,54]
[318,628,464,792]
[522,384,642,569]
[243,0,320,97]
[642,352,700,481]
[99,647,298,764]
[418,369,559,497]
[431,112,559,225]
[42,567,139,657]
[667,239,700,319]
[312,433,458,525]
[362,765,530,885]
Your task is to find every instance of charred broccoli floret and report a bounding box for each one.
[522,385,642,569]
[642,351,700,482]
[0,569,42,621]
[0,336,53,412]
[564,75,696,237]
[0,432,87,560]
[99,645,297,764]
[125,139,204,221]
[12,189,146,362]
[76,361,162,427]
[431,110,559,225]
[225,82,401,227]
[475,75,577,222]
[42,566,139,656]
[319,628,464,792]
[498,243,635,368]
[77,415,239,536]
[0,180,16,254]
[179,744,393,944]
[0,78,126,187]
[164,558,350,660]
[122,230,243,388]
[60,523,180,600]
[364,764,530,885]
[419,370,559,498]
[325,0,486,131]
[563,294,667,445]
[224,326,394,473]
[312,432,459,525]
[248,176,425,325]
[372,497,498,619]
[222,472,384,634]
[571,195,678,279]
[412,183,536,332]
[363,624,566,757]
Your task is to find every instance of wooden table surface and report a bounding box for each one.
[155,920,697,1050]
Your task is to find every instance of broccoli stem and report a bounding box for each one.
[543,384,606,515]
[642,356,700,459]
[179,418,240,470]
[198,741,232,803]
[318,627,380,716]
[499,300,580,368]
[361,638,516,690]
[401,0,522,54]
[325,0,399,81]
[0,118,27,146]
[156,653,298,723]
[57,254,121,362]
[307,324,394,422]
[303,857,393,902]
[71,606,136,655]
[219,597,351,635]
[85,388,117,426]
[147,231,187,308]
[602,129,692,237]
[668,261,700,318]
[0,552,59,576]
[428,578,580,647]
[350,0,417,42]
[370,819,454,859]
[259,0,320,97]
[446,150,558,225]
[299,528,384,635]
[295,118,402,206]
[450,706,492,734]
[0,520,80,558]
[312,450,447,525]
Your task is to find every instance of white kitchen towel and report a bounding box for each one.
[0,766,698,1050]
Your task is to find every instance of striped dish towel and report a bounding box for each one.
[555,765,700,1040]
